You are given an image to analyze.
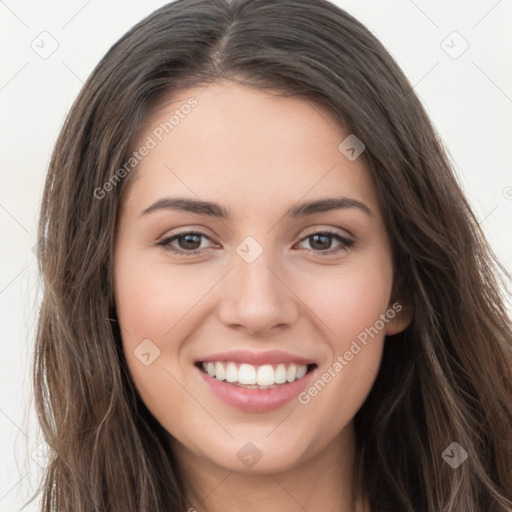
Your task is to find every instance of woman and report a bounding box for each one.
[32,0,512,510]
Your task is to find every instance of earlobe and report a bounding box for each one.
[385,300,413,336]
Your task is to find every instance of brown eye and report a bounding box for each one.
[175,233,202,250]
[297,231,354,255]
[158,231,214,255]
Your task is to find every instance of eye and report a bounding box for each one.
[157,231,215,256]
[295,230,354,255]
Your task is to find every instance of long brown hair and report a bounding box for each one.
[31,0,512,510]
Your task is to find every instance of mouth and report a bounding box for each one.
[194,351,318,412]
[195,361,317,389]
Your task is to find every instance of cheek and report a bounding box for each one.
[295,257,393,346]
[114,250,213,341]
[113,252,221,423]
[286,259,392,438]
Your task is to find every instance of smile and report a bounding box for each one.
[195,350,318,412]
[199,361,311,389]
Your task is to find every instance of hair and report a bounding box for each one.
[31,0,512,511]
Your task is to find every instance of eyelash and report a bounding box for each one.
[157,229,354,257]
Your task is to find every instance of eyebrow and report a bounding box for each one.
[139,196,372,218]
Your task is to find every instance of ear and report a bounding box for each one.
[385,276,413,335]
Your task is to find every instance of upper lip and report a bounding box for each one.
[197,350,316,366]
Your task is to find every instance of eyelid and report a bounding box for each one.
[299,224,354,240]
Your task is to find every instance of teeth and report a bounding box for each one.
[286,364,297,382]
[226,362,238,383]
[239,364,256,385]
[274,364,287,384]
[201,361,309,387]
[256,364,274,386]
[296,364,307,379]
[215,362,226,381]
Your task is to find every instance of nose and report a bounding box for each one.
[216,247,300,337]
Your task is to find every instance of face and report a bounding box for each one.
[113,81,410,476]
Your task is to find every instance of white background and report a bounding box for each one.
[1,0,511,510]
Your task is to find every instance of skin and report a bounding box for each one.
[113,81,411,512]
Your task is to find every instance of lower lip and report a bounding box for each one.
[196,365,316,413]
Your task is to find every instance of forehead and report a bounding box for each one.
[121,81,378,217]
